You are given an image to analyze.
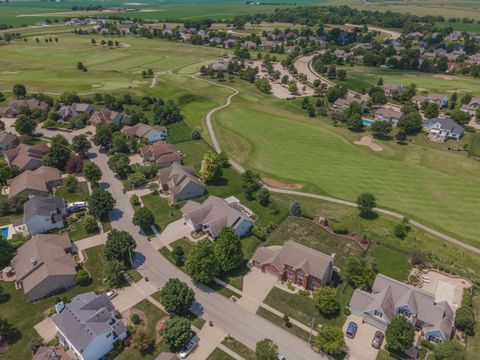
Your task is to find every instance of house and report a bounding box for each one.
[88,108,131,126]
[121,123,168,143]
[251,241,334,290]
[209,59,228,72]
[57,103,95,120]
[349,274,454,343]
[158,163,205,203]
[33,347,61,360]
[333,49,348,61]
[140,142,182,168]
[423,117,464,140]
[3,143,49,171]
[0,99,48,118]
[332,95,367,112]
[11,233,76,301]
[53,292,127,360]
[460,97,480,116]
[24,196,67,234]
[446,31,462,42]
[181,195,254,238]
[242,41,257,49]
[374,107,404,127]
[382,83,403,97]
[0,131,19,152]
[7,166,63,198]
[412,94,448,108]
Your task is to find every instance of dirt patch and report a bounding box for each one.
[354,136,383,152]
[120,42,131,48]
[262,177,303,190]
[155,316,170,343]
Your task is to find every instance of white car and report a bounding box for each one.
[106,290,117,299]
[179,337,198,358]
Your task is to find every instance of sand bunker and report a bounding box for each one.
[354,136,383,152]
[262,177,303,190]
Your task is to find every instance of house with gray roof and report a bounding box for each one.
[53,292,127,360]
[121,123,168,143]
[0,131,18,152]
[181,195,254,238]
[332,95,368,113]
[252,241,334,290]
[0,99,49,118]
[374,107,404,127]
[57,103,95,120]
[423,117,464,140]
[32,346,61,360]
[412,94,448,108]
[349,274,454,343]
[460,97,480,116]
[88,108,131,126]
[7,166,63,198]
[158,163,205,203]
[11,233,76,301]
[24,196,67,235]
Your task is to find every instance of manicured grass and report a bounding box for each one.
[221,337,256,360]
[469,133,480,158]
[68,218,100,241]
[175,139,213,170]
[116,299,170,360]
[0,213,22,227]
[141,194,182,232]
[466,295,480,359]
[168,121,194,144]
[256,306,311,343]
[126,269,143,283]
[101,220,112,232]
[54,181,89,202]
[207,348,236,360]
[375,349,398,360]
[370,245,410,282]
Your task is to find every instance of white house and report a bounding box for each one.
[53,292,127,360]
[423,117,464,140]
[24,196,67,235]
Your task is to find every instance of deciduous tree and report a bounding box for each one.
[385,316,415,352]
[314,287,340,317]
[357,192,376,217]
[162,317,193,349]
[89,188,116,220]
[83,161,102,184]
[107,153,130,179]
[314,325,345,357]
[64,175,78,193]
[255,338,278,360]
[159,278,195,315]
[132,207,155,230]
[15,114,36,135]
[213,227,243,272]
[199,151,220,183]
[185,240,220,283]
[104,230,135,266]
[345,258,375,291]
[72,134,91,154]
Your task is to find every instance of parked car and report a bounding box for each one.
[372,331,384,349]
[179,337,198,358]
[277,355,287,360]
[106,290,117,299]
[346,321,358,339]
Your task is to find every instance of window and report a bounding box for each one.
[296,271,303,279]
[374,310,383,318]
[398,307,411,318]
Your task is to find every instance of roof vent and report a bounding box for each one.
[31,257,37,266]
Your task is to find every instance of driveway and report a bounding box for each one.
[150,219,192,250]
[342,315,380,360]
[34,318,57,343]
[112,279,158,313]
[237,266,277,312]
[188,324,226,360]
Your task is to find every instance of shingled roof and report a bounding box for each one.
[7,166,62,198]
[3,143,49,170]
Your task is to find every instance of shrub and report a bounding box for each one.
[75,269,91,286]
[454,306,475,335]
[343,307,351,316]
[172,245,185,266]
[131,313,141,325]
[130,194,140,207]
[332,223,348,234]
[298,290,311,297]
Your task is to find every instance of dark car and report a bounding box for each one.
[346,321,358,339]
[372,331,384,349]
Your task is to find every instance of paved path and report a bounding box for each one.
[343,23,401,40]
[75,233,107,261]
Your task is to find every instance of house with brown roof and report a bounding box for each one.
[181,195,254,238]
[374,107,404,127]
[7,166,63,198]
[332,95,368,113]
[0,99,49,118]
[158,163,205,203]
[382,83,403,97]
[140,142,182,168]
[349,274,454,343]
[32,347,61,360]
[3,143,49,171]
[251,241,335,290]
[121,123,168,143]
[57,103,95,120]
[0,131,19,152]
[88,108,131,126]
[11,233,76,301]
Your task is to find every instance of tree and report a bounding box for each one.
[0,92,5,103]
[255,77,271,93]
[58,91,80,105]
[288,81,298,94]
[75,269,92,286]
[185,239,220,283]
[162,317,194,349]
[313,287,340,317]
[213,227,243,272]
[0,238,15,268]
[172,245,185,266]
[199,151,220,183]
[43,142,71,170]
[314,325,345,357]
[191,128,201,140]
[0,160,14,186]
[385,316,415,352]
[0,318,18,344]
[64,174,78,193]
[0,283,10,303]
[132,330,154,354]
[133,207,155,230]
[93,123,113,149]
[83,214,98,234]
[255,338,278,360]
[12,84,26,99]
[395,131,407,143]
[159,278,195,315]
[72,134,91,154]
[108,153,130,179]
[398,112,422,134]
[258,187,270,206]
[424,102,440,118]
[336,69,347,80]
[289,201,301,216]
[357,192,376,217]
[434,340,466,360]
[454,307,475,335]
[371,120,392,138]
[91,38,96,45]
[89,188,116,220]
[83,161,102,184]
[105,259,126,287]
[77,62,85,71]
[242,170,260,200]
[15,114,36,135]
[111,133,130,154]
[347,113,363,131]
[345,258,375,291]
[450,109,471,126]
[104,230,136,266]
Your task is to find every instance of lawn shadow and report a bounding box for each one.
[359,211,379,220]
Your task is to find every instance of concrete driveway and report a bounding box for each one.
[237,267,277,312]
[112,279,158,313]
[34,318,57,343]
[151,219,192,250]
[342,315,380,360]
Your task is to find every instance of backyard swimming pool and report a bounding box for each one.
[363,119,374,126]
[1,226,9,239]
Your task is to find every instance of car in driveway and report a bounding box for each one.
[106,290,117,299]
[372,330,384,349]
[346,321,358,339]
[179,337,198,358]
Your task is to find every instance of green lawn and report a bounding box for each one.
[141,194,182,232]
[466,295,480,359]
[469,133,480,159]
[256,306,311,343]
[168,121,194,144]
[370,245,410,282]
[207,348,236,360]
[221,337,256,360]
[54,181,89,202]
[67,216,100,241]
[0,213,22,227]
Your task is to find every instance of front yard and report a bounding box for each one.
[141,194,182,232]
[54,181,89,202]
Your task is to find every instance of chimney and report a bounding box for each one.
[31,257,37,266]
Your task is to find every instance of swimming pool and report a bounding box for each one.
[363,119,374,126]
[0,226,8,239]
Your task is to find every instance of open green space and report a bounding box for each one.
[469,133,480,159]
[256,306,311,343]
[370,245,410,281]
[466,295,480,359]
[151,290,205,329]
[67,217,100,241]
[141,194,182,232]
[221,337,256,360]
[207,348,236,360]
[54,181,89,202]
